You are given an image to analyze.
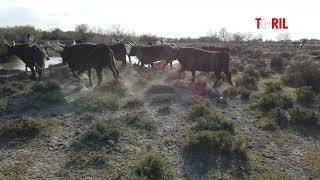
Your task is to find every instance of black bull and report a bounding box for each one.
[3,40,46,80]
[128,44,177,68]
[60,43,119,86]
[177,47,233,86]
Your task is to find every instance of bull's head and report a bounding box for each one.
[56,39,76,64]
[3,39,16,56]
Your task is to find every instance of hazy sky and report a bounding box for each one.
[0,0,318,40]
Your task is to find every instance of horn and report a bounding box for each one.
[3,39,11,46]
[129,42,134,47]
[12,41,15,46]
[56,40,65,47]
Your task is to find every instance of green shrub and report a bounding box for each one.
[223,86,239,98]
[296,86,315,103]
[195,113,234,133]
[151,94,175,105]
[157,105,171,114]
[258,117,278,131]
[124,97,144,108]
[147,85,175,94]
[96,80,127,96]
[244,68,260,79]
[256,92,294,111]
[74,92,119,112]
[0,99,7,112]
[0,81,27,96]
[270,107,289,129]
[0,117,54,138]
[133,154,175,180]
[84,118,121,144]
[289,107,320,126]
[264,81,282,93]
[238,87,251,99]
[185,95,210,107]
[32,80,60,92]
[236,75,258,90]
[283,60,320,91]
[122,111,157,130]
[187,131,235,154]
[271,56,284,71]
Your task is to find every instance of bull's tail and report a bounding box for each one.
[109,49,120,78]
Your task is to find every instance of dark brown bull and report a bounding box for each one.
[201,44,231,53]
[58,41,119,86]
[128,44,177,68]
[107,42,129,67]
[177,47,233,86]
[3,40,46,80]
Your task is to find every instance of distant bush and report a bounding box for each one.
[296,86,315,103]
[147,85,175,94]
[74,92,119,112]
[122,111,157,131]
[132,154,175,180]
[289,107,320,126]
[255,92,294,111]
[283,60,320,91]
[124,97,144,108]
[264,81,282,94]
[0,116,55,139]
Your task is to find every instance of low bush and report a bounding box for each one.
[74,92,119,112]
[283,59,320,91]
[255,92,294,111]
[122,111,157,130]
[186,130,245,155]
[195,113,235,133]
[270,107,289,129]
[132,154,175,180]
[0,116,55,139]
[66,152,108,170]
[296,86,315,103]
[0,81,27,96]
[236,75,258,91]
[84,118,121,144]
[223,86,239,98]
[264,81,282,93]
[151,94,175,105]
[270,56,284,71]
[32,80,64,103]
[96,80,127,96]
[0,98,7,113]
[147,85,175,94]
[289,107,320,126]
[157,105,171,114]
[124,97,144,108]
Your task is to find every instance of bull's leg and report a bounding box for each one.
[109,65,119,81]
[111,58,120,78]
[151,63,157,70]
[25,65,28,71]
[30,66,36,80]
[170,62,173,68]
[225,71,233,86]
[178,67,185,79]
[191,70,196,82]
[96,68,103,86]
[213,72,221,87]
[88,68,93,87]
[122,58,126,67]
[38,69,42,80]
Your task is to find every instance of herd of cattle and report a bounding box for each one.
[2,39,233,86]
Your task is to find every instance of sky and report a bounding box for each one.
[0,0,319,40]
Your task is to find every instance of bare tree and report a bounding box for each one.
[277,32,291,46]
[218,27,230,43]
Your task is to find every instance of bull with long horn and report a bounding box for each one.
[3,39,46,80]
